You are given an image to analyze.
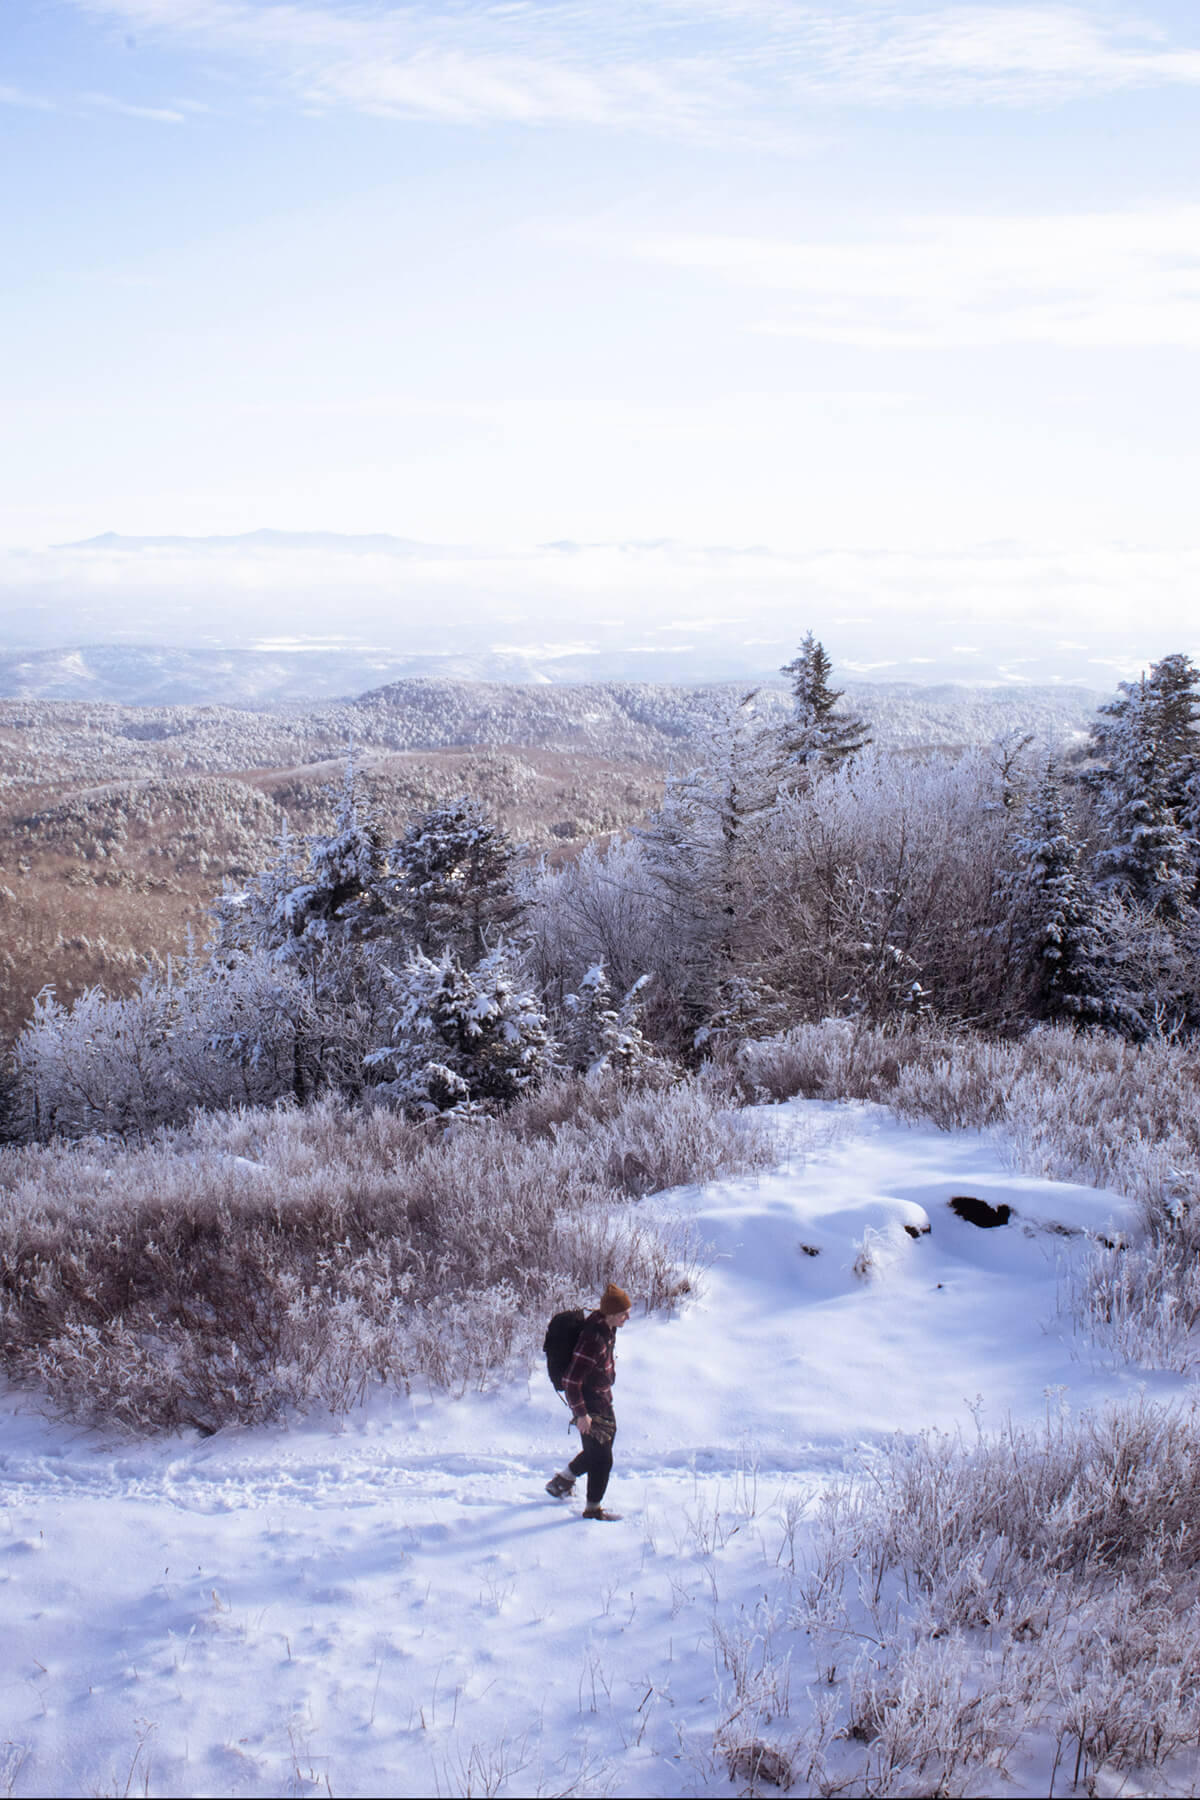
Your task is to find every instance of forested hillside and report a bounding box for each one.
[0,674,1100,1042]
[6,642,1196,1140]
[0,674,1100,785]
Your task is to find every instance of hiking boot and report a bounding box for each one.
[545,1472,576,1498]
[582,1505,622,1521]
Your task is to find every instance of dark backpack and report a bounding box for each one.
[543,1308,588,1392]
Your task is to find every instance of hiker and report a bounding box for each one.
[545,1283,631,1521]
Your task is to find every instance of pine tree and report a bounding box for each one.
[563,964,658,1078]
[303,750,390,941]
[392,796,523,960]
[370,944,554,1115]
[1142,652,1200,793]
[213,754,391,960]
[212,816,310,959]
[780,633,870,773]
[210,757,398,1100]
[1009,767,1107,1023]
[1091,676,1194,921]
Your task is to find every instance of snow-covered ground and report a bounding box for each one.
[0,1101,1165,1798]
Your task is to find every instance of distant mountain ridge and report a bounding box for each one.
[0,643,1111,719]
[55,530,447,555]
[0,671,1108,794]
[0,643,519,706]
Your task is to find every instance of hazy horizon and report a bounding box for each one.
[0,526,1192,689]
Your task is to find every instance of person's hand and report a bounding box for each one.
[575,1413,592,1436]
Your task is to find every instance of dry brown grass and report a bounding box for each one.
[0,1070,776,1432]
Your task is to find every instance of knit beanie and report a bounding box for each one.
[599,1282,632,1315]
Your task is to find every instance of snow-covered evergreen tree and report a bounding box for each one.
[562,964,658,1078]
[1008,767,1108,1023]
[392,796,523,961]
[1087,897,1199,1040]
[213,755,392,962]
[987,729,1037,813]
[303,750,390,942]
[369,944,554,1115]
[1091,676,1195,921]
[210,757,400,1098]
[212,816,308,959]
[1141,653,1200,786]
[780,633,870,774]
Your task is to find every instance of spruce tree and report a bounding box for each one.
[304,751,389,940]
[1143,652,1200,794]
[371,944,554,1114]
[780,633,870,773]
[392,796,523,960]
[563,964,657,1078]
[210,756,397,1099]
[213,754,391,959]
[1091,676,1194,921]
[1009,767,1107,1023]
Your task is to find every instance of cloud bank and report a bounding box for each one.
[4,531,1197,686]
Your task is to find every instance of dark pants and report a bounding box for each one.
[569,1418,616,1505]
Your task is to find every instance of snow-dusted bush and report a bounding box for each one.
[698,1399,1200,1796]
[0,1074,776,1431]
[745,747,1016,1026]
[11,953,316,1138]
[732,1017,946,1105]
[529,740,1021,1044]
[524,833,683,1026]
[780,1399,1200,1796]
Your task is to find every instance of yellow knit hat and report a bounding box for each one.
[599,1282,632,1315]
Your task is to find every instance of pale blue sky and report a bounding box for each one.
[4,2,1200,677]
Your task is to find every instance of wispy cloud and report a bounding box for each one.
[80,90,186,122]
[72,2,1200,140]
[720,3,1200,103]
[577,207,1200,347]
[1,81,184,122]
[0,83,57,112]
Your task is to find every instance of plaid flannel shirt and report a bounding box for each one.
[563,1315,616,1423]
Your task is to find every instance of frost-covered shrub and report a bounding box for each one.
[744,1400,1200,1797]
[11,954,316,1138]
[524,835,680,1022]
[0,1075,775,1431]
[734,1018,955,1105]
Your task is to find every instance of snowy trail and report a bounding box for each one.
[0,1100,1166,1798]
